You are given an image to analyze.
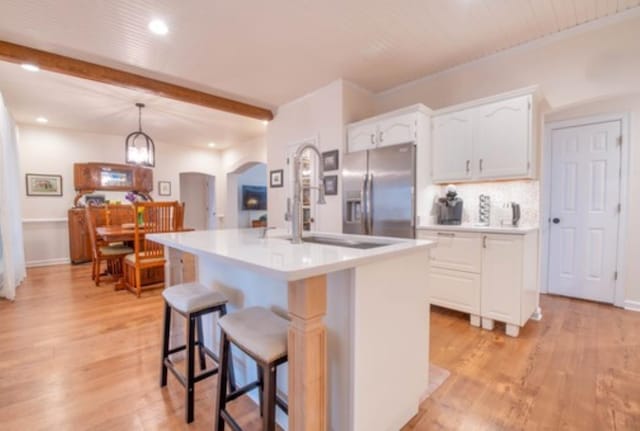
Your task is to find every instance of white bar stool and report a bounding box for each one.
[159,282,234,423]
[214,306,289,431]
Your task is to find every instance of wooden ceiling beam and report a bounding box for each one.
[0,40,274,121]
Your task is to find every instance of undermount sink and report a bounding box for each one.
[299,235,391,249]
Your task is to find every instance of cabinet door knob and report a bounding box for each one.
[482,235,487,248]
[379,131,384,143]
[466,160,470,174]
[370,134,375,145]
[479,159,484,172]
[552,218,560,224]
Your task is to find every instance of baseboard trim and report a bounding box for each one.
[26,258,70,268]
[624,300,640,312]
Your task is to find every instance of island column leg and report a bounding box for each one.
[163,245,183,286]
[287,275,327,431]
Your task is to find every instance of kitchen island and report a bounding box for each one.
[148,228,435,431]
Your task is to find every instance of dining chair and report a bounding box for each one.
[122,201,181,297]
[105,203,135,227]
[174,202,186,231]
[85,206,133,286]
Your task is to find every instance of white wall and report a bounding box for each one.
[235,163,267,228]
[18,124,222,266]
[374,14,640,113]
[266,79,374,233]
[266,80,343,232]
[218,136,267,227]
[372,15,640,303]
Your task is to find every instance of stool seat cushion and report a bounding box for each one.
[100,245,133,256]
[218,307,289,364]
[125,252,165,265]
[163,283,228,314]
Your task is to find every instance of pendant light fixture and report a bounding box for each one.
[125,103,155,167]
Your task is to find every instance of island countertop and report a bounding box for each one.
[147,228,434,281]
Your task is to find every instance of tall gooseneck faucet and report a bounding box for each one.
[289,143,326,244]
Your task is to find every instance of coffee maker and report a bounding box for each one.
[436,185,463,225]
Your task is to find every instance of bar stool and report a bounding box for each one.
[160,282,234,423]
[215,306,289,431]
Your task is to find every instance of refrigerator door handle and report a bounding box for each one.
[367,173,374,234]
[361,174,368,234]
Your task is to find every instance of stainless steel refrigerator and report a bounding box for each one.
[342,143,416,238]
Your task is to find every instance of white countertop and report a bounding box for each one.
[417,224,538,234]
[148,229,435,281]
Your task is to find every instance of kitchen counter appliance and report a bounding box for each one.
[342,143,416,238]
[435,185,463,225]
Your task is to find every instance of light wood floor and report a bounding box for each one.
[1,264,638,430]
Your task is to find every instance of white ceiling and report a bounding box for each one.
[0,0,638,147]
[0,61,265,149]
[1,0,638,109]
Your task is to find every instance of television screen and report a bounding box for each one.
[242,185,267,210]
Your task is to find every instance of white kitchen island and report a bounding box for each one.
[148,229,435,431]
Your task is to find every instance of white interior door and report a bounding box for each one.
[179,172,210,230]
[548,120,622,303]
[207,176,217,229]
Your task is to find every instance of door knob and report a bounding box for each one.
[552,218,560,224]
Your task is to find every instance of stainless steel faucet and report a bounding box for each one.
[289,143,326,244]
[261,226,276,238]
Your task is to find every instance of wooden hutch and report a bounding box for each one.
[68,162,153,263]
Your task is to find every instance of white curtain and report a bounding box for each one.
[0,92,26,300]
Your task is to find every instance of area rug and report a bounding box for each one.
[422,363,451,401]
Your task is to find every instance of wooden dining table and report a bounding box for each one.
[95,225,194,290]
[96,225,194,243]
[96,225,143,243]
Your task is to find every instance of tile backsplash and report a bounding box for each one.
[423,180,539,227]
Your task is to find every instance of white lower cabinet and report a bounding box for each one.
[429,267,481,327]
[419,229,539,337]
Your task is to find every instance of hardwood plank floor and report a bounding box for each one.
[1,264,639,430]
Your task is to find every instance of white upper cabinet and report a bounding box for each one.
[473,95,531,180]
[346,106,428,153]
[432,110,473,182]
[376,113,417,148]
[431,91,535,183]
[347,122,378,153]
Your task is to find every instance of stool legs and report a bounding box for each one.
[160,302,171,387]
[196,316,207,371]
[257,364,264,417]
[215,332,230,431]
[218,306,237,392]
[186,314,196,423]
[160,301,230,425]
[263,364,277,430]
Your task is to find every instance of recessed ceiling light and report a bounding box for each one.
[21,63,40,72]
[36,116,48,124]
[262,120,269,125]
[148,19,169,35]
[207,142,216,148]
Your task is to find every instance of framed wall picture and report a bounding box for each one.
[323,174,338,196]
[158,181,171,196]
[322,150,339,171]
[25,173,63,196]
[270,169,284,188]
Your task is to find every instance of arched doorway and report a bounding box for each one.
[226,162,267,229]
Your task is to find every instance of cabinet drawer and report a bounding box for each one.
[429,266,481,315]
[418,230,482,273]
